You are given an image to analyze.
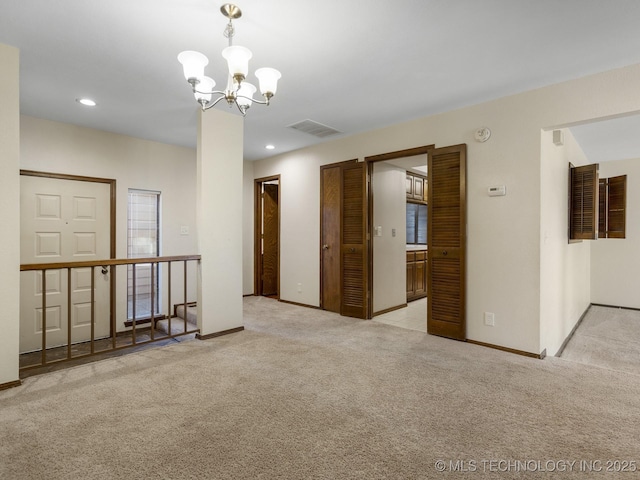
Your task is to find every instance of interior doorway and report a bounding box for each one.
[365,144,467,341]
[366,147,432,323]
[254,176,280,298]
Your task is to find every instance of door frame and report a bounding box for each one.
[19,170,117,336]
[254,175,281,297]
[364,146,434,319]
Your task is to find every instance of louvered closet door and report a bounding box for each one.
[341,162,367,319]
[427,144,466,340]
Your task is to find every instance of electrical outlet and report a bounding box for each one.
[180,225,189,235]
[297,283,302,293]
[484,312,495,326]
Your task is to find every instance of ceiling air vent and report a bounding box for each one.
[287,119,342,138]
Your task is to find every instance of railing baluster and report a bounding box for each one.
[111,265,116,350]
[183,260,188,333]
[150,262,155,341]
[132,263,137,345]
[67,267,72,360]
[90,266,95,354]
[41,269,47,366]
[167,261,172,336]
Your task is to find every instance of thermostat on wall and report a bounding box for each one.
[488,185,506,197]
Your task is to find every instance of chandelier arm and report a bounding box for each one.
[233,100,247,115]
[192,88,227,97]
[235,94,269,106]
[203,95,229,111]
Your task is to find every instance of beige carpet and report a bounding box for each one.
[560,305,640,376]
[1,296,640,479]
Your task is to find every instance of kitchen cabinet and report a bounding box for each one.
[406,249,427,301]
[406,173,428,202]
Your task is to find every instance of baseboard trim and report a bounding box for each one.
[373,303,407,317]
[591,303,640,312]
[554,304,592,357]
[0,379,22,391]
[467,339,545,359]
[243,294,255,297]
[278,299,321,309]
[196,326,244,340]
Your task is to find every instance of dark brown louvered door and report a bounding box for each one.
[570,164,599,240]
[427,144,466,340]
[341,162,367,319]
[262,183,279,296]
[606,175,626,238]
[598,179,607,236]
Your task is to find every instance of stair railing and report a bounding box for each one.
[19,255,201,372]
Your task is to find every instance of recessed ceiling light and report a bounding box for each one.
[265,144,275,150]
[76,98,97,107]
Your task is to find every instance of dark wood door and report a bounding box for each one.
[341,162,367,319]
[262,183,279,296]
[427,144,466,340]
[321,166,341,312]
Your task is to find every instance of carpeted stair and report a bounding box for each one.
[155,303,198,335]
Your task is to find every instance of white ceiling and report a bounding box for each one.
[2,0,640,161]
[569,115,640,163]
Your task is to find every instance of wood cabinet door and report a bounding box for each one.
[413,176,424,200]
[406,261,415,297]
[406,174,414,198]
[427,144,466,340]
[415,260,426,296]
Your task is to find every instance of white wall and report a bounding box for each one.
[20,115,198,331]
[591,157,640,308]
[243,160,255,295]
[0,43,21,386]
[372,162,406,313]
[249,63,640,355]
[540,129,591,356]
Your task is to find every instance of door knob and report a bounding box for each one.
[322,244,330,250]
[101,266,109,275]
[442,250,448,256]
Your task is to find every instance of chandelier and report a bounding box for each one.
[178,3,281,115]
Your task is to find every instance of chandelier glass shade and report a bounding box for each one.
[178,3,281,115]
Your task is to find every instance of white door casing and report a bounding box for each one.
[20,175,111,353]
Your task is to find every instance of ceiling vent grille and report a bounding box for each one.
[287,119,342,138]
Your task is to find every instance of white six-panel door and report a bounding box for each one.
[20,175,111,354]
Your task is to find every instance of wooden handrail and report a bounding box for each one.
[20,255,201,271]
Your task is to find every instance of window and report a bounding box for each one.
[127,190,161,319]
[406,202,427,245]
